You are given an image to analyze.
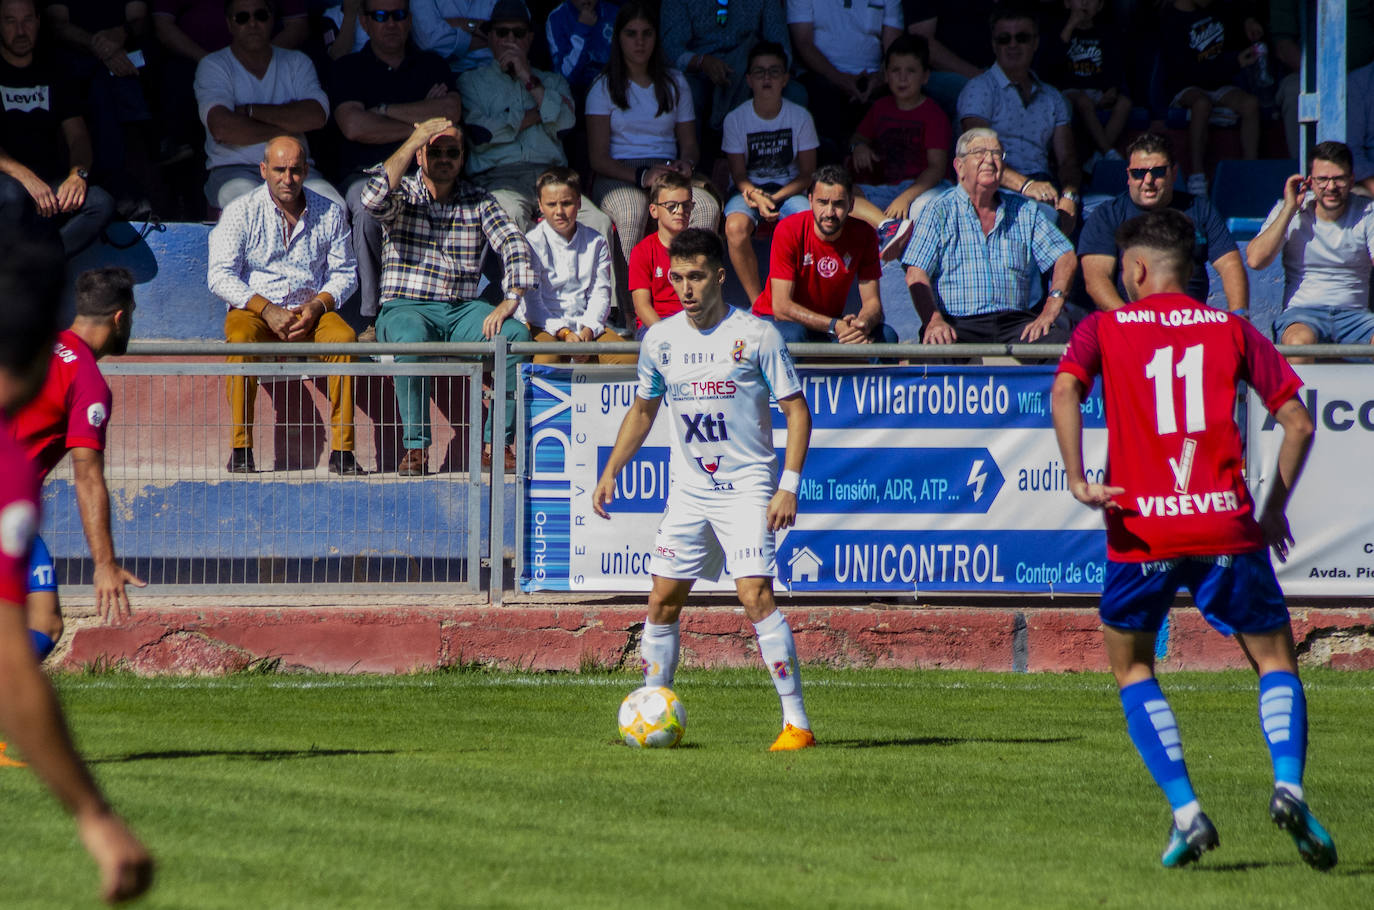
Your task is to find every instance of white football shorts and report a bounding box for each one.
[649,486,777,582]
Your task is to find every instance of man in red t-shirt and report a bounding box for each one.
[628,171,694,338]
[9,268,144,660]
[752,165,898,346]
[0,238,153,903]
[1052,209,1335,871]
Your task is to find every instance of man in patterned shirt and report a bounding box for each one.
[903,127,1077,345]
[362,117,535,475]
[208,136,361,475]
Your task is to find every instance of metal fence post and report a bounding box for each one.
[490,335,507,605]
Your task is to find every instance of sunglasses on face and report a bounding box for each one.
[655,200,694,214]
[428,146,463,159]
[366,9,410,22]
[231,8,271,24]
[492,26,528,39]
[993,32,1034,45]
[1128,165,1170,181]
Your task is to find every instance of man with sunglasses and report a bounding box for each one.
[1079,133,1246,316]
[457,0,612,240]
[194,0,342,210]
[957,5,1081,235]
[1245,141,1374,357]
[361,117,535,475]
[332,0,461,339]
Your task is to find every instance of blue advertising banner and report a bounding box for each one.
[520,364,1109,593]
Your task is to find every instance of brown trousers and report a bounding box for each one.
[224,308,356,451]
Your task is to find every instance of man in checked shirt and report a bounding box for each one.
[362,117,535,475]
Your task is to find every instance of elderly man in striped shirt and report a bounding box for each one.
[362,117,535,475]
[903,127,1078,346]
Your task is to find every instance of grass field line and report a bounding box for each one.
[56,671,1352,695]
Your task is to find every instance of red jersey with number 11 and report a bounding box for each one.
[1057,293,1302,562]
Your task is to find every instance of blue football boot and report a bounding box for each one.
[1161,812,1219,868]
[1270,789,1337,870]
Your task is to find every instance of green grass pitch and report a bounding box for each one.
[1,668,1370,908]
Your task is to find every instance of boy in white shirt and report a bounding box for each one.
[522,168,636,364]
[722,42,819,305]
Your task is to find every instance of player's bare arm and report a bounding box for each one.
[767,393,812,531]
[1050,372,1125,510]
[592,395,662,519]
[1257,396,1315,562]
[0,607,153,904]
[71,448,145,622]
[770,277,834,337]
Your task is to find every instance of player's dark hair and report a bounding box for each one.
[1310,141,1353,174]
[75,267,136,319]
[224,0,275,16]
[0,231,63,375]
[648,169,692,204]
[746,40,788,70]
[535,166,582,197]
[1125,132,1175,166]
[990,3,1038,34]
[668,228,724,270]
[884,33,930,71]
[1115,210,1196,282]
[810,164,853,195]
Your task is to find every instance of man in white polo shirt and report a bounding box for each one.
[195,0,342,209]
[1245,140,1374,360]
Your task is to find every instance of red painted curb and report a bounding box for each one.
[51,605,1374,675]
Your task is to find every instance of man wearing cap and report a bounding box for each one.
[361,117,535,475]
[457,0,612,240]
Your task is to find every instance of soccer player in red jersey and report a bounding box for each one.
[751,165,898,346]
[1052,209,1335,870]
[9,268,144,660]
[0,237,153,903]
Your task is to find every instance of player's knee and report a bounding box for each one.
[1281,323,1317,346]
[724,214,754,244]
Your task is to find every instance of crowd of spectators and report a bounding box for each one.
[4,0,1370,475]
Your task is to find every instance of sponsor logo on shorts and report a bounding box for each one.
[655,545,676,557]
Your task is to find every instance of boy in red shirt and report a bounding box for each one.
[752,165,897,345]
[848,34,952,260]
[628,171,695,339]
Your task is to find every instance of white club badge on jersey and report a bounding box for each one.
[87,402,107,428]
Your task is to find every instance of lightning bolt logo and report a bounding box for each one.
[967,459,989,502]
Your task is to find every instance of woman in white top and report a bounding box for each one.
[586,0,721,264]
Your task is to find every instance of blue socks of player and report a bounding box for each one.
[28,630,55,661]
[1259,671,1307,800]
[753,610,810,730]
[1120,678,1199,825]
[641,619,680,687]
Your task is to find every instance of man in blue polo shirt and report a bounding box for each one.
[1078,132,1248,315]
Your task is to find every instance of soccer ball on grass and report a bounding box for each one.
[618,685,686,748]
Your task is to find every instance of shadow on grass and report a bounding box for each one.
[830,735,1080,749]
[1195,859,1372,875]
[90,748,400,763]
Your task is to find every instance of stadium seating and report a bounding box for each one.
[1210,158,1300,240]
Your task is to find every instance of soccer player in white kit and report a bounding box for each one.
[593,229,816,751]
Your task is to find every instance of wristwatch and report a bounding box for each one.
[75,168,89,180]
[1048,289,1066,300]
[1061,190,1080,202]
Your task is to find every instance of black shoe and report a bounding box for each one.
[328,450,366,475]
[227,447,255,473]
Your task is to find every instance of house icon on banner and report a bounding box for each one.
[788,546,822,583]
